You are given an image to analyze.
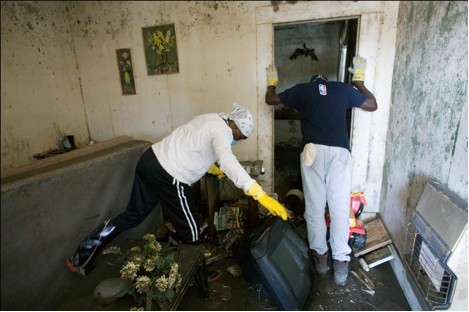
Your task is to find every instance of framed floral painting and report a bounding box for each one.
[142,23,179,75]
[116,48,136,95]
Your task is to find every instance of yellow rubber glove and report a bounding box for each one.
[348,55,366,82]
[266,64,278,87]
[246,182,287,220]
[207,164,225,179]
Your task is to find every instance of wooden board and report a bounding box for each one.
[351,268,384,290]
[354,218,392,257]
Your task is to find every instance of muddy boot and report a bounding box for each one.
[66,219,120,278]
[333,260,349,286]
[312,250,330,276]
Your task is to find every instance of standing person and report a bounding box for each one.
[264,56,377,285]
[66,103,288,277]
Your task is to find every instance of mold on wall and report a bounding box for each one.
[64,1,264,162]
[0,1,467,308]
[1,2,466,257]
[1,1,90,173]
[1,1,268,173]
[381,1,468,253]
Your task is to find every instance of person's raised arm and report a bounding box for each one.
[265,64,283,106]
[266,86,282,105]
[353,81,377,111]
[349,56,378,112]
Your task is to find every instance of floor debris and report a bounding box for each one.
[361,288,376,296]
[226,264,242,277]
[351,268,383,290]
[206,253,225,265]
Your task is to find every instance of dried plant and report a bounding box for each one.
[103,234,182,310]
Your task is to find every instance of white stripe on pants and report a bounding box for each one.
[301,144,351,261]
[173,178,199,242]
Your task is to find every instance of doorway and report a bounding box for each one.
[272,18,359,200]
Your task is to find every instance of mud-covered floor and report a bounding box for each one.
[177,241,411,311]
[59,228,411,311]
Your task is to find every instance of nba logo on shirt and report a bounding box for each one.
[319,84,327,96]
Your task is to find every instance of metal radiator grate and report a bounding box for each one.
[404,217,456,310]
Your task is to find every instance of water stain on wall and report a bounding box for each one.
[381,1,467,251]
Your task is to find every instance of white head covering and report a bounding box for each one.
[219,103,254,138]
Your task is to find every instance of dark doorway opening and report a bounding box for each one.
[273,18,359,200]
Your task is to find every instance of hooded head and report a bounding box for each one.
[219,103,254,138]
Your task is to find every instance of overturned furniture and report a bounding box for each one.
[232,217,314,311]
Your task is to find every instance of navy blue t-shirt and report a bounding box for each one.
[278,79,367,151]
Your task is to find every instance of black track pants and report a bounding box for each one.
[112,148,200,242]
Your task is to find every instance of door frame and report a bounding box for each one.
[255,1,399,216]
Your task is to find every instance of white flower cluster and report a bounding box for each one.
[103,233,182,310]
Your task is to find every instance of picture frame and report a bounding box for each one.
[142,23,179,75]
[116,48,136,95]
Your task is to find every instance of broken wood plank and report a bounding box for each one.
[356,268,377,289]
[351,270,374,290]
[357,267,384,289]
[351,267,385,291]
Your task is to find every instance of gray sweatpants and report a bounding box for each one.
[300,144,352,262]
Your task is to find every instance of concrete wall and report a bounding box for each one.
[0,136,161,310]
[381,2,467,309]
[1,1,267,173]
[1,1,90,173]
[381,1,468,253]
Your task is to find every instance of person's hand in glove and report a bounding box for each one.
[348,55,366,82]
[207,164,225,179]
[266,64,278,87]
[246,182,287,220]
